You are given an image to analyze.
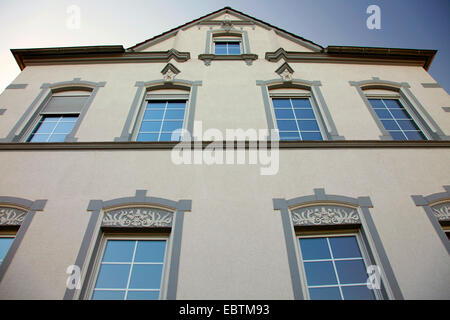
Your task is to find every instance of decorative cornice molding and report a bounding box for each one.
[275,62,294,82]
[431,203,450,222]
[13,48,191,69]
[265,47,435,70]
[161,63,181,82]
[198,53,257,66]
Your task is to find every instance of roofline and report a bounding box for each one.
[127,6,323,52]
[11,45,125,70]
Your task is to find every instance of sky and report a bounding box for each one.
[0,0,448,93]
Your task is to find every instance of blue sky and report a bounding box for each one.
[0,0,448,93]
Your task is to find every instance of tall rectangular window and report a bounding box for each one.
[0,236,15,265]
[368,98,426,140]
[298,235,376,300]
[136,100,186,142]
[91,238,167,300]
[272,98,323,141]
[214,41,241,55]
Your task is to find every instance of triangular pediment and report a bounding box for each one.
[129,7,322,53]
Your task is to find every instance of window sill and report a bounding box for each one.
[198,53,258,66]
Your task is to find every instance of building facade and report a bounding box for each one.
[0,7,449,300]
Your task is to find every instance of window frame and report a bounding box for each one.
[269,93,327,141]
[365,93,430,141]
[131,93,191,142]
[0,233,16,266]
[213,37,242,55]
[296,230,383,300]
[86,233,171,300]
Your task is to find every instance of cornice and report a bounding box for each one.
[0,140,449,151]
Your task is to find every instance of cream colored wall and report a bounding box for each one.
[0,148,449,299]
[0,19,449,300]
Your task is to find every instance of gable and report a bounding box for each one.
[130,7,322,53]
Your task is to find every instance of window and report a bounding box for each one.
[25,91,90,143]
[136,99,187,142]
[367,98,426,140]
[91,236,168,300]
[272,98,323,141]
[0,235,15,265]
[298,234,376,300]
[27,115,79,142]
[214,41,241,55]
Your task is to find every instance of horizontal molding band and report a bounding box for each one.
[0,140,449,151]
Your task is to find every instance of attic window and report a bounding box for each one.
[213,36,242,55]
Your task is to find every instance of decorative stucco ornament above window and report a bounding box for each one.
[291,205,361,227]
[161,63,181,82]
[431,202,450,223]
[275,62,294,82]
[221,14,233,31]
[0,207,28,226]
[102,207,173,228]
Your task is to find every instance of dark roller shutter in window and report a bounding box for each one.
[41,96,89,114]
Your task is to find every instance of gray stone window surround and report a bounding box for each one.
[198,28,258,66]
[412,186,450,254]
[0,78,106,143]
[350,77,450,141]
[114,79,202,142]
[273,189,403,300]
[63,190,191,300]
[256,78,344,140]
[0,196,47,283]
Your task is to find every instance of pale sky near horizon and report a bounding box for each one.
[0,0,448,93]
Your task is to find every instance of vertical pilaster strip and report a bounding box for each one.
[115,82,145,141]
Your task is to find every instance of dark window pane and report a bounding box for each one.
[381,120,400,131]
[294,109,315,119]
[301,132,323,141]
[134,241,166,263]
[33,121,55,134]
[129,264,163,289]
[335,259,368,284]
[143,109,164,120]
[383,99,402,109]
[274,109,295,119]
[389,131,407,140]
[299,238,331,260]
[147,101,166,109]
[139,121,162,132]
[297,120,320,131]
[329,236,362,259]
[374,109,392,119]
[126,291,159,300]
[92,290,125,300]
[164,109,185,120]
[95,264,131,289]
[304,261,338,286]
[162,121,183,132]
[342,285,376,300]
[368,99,385,109]
[228,43,241,54]
[137,133,159,141]
[405,131,425,140]
[397,120,419,131]
[291,99,312,109]
[272,99,291,108]
[215,43,227,55]
[102,240,135,262]
[390,109,410,119]
[279,132,300,140]
[309,287,341,300]
[277,120,297,131]
[159,132,182,141]
[167,101,186,109]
